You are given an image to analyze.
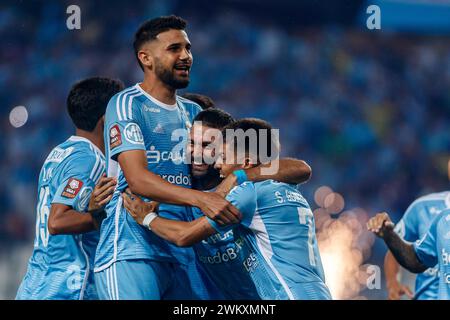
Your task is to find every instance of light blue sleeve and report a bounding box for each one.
[105,94,146,161]
[413,214,440,268]
[51,155,97,212]
[181,99,202,122]
[206,182,257,233]
[394,201,419,242]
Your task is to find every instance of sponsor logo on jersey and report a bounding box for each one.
[147,146,185,164]
[159,172,191,186]
[143,105,160,113]
[197,237,245,265]
[124,123,144,144]
[443,249,449,266]
[424,267,439,276]
[110,124,122,149]
[62,178,83,198]
[243,252,260,273]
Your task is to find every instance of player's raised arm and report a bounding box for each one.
[216,157,311,196]
[367,212,428,273]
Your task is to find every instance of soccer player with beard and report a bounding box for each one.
[123,117,330,300]
[94,15,241,300]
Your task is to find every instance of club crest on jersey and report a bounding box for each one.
[110,124,122,149]
[62,178,83,199]
[124,123,144,144]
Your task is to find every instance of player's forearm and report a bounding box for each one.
[150,216,215,247]
[48,209,96,235]
[246,158,312,184]
[119,150,204,207]
[384,251,401,287]
[126,170,203,207]
[383,230,427,273]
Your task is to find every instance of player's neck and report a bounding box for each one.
[75,129,105,155]
[140,74,177,105]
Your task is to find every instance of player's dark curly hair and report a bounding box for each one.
[182,93,215,110]
[222,118,280,164]
[193,108,234,130]
[67,77,124,131]
[134,15,187,70]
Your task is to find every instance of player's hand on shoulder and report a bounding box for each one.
[387,281,413,300]
[88,174,117,212]
[367,212,394,238]
[197,191,242,226]
[122,188,159,226]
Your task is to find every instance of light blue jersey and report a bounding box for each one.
[94,84,203,298]
[191,206,260,299]
[394,191,450,299]
[413,209,450,300]
[207,180,331,300]
[16,136,105,300]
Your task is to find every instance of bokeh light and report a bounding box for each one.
[316,208,374,299]
[9,106,28,128]
[314,185,333,208]
[324,192,345,214]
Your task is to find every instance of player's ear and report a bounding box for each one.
[138,49,153,70]
[243,157,254,169]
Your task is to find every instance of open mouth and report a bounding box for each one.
[192,163,208,171]
[174,64,191,76]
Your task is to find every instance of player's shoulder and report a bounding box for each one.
[177,96,202,113]
[106,84,145,117]
[107,85,135,104]
[233,181,256,192]
[434,208,450,225]
[66,136,103,167]
[227,181,256,201]
[409,191,450,209]
[253,179,293,192]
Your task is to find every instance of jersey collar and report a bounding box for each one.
[134,83,178,111]
[68,135,104,156]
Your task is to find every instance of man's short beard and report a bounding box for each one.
[154,59,189,89]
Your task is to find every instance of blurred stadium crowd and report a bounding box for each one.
[0,1,449,298]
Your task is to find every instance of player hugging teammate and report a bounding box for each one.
[17,15,332,300]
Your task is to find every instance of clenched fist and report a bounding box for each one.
[367,212,395,238]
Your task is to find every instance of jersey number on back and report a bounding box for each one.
[34,186,50,248]
[297,207,317,267]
